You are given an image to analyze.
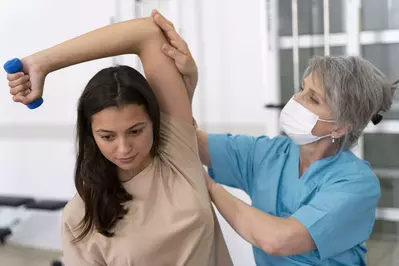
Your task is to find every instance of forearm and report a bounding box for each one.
[27,18,159,74]
[208,184,309,256]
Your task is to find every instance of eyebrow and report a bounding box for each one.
[95,122,145,133]
[303,79,324,101]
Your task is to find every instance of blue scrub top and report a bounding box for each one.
[208,133,380,266]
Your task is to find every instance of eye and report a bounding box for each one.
[101,135,115,141]
[311,95,319,104]
[299,86,304,91]
[129,128,143,136]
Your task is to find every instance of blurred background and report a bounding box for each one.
[0,0,398,265]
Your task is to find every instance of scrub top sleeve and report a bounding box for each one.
[208,133,263,194]
[291,175,380,261]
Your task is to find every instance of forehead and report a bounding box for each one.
[303,72,325,94]
[91,104,148,130]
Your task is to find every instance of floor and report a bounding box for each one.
[0,240,398,266]
[0,244,62,266]
[367,239,399,266]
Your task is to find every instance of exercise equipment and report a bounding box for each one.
[3,58,44,109]
[0,195,67,243]
[0,196,35,244]
[0,195,67,265]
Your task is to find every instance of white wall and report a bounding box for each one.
[186,0,270,135]
[0,0,116,199]
[0,0,272,264]
[0,0,118,251]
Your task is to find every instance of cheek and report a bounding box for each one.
[137,130,154,154]
[295,97,315,113]
[93,136,115,159]
[124,128,154,158]
[298,99,319,116]
[311,121,334,136]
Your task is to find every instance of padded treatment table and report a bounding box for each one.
[0,196,35,243]
[0,196,67,244]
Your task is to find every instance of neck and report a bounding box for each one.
[299,138,339,176]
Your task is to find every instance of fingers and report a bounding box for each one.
[12,89,41,105]
[8,74,30,89]
[170,39,189,55]
[7,72,24,81]
[155,17,189,54]
[162,43,193,72]
[8,74,31,95]
[9,81,31,95]
[6,72,40,105]
[151,9,174,28]
[153,13,174,34]
[162,43,181,60]
[151,9,190,55]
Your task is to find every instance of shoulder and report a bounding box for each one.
[62,193,86,230]
[323,152,380,197]
[252,135,294,159]
[208,133,292,152]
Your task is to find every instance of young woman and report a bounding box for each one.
[6,16,232,266]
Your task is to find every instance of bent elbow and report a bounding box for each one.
[126,17,164,54]
[138,17,164,41]
[259,240,284,257]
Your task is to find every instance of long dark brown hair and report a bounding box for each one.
[73,65,160,242]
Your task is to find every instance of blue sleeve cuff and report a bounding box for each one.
[291,206,327,260]
[207,133,232,186]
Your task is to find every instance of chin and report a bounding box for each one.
[117,162,137,171]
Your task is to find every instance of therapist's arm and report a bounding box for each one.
[204,172,316,256]
[197,129,211,167]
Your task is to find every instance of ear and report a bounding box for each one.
[332,124,352,139]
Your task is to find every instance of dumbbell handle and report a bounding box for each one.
[3,58,43,109]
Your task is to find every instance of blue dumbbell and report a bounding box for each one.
[3,58,43,109]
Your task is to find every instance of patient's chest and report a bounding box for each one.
[93,160,215,266]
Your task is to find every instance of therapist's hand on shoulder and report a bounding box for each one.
[151,9,198,95]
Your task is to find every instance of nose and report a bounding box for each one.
[117,137,133,156]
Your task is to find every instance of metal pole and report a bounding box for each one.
[292,0,300,92]
[323,0,330,55]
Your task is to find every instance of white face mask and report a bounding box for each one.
[279,97,336,145]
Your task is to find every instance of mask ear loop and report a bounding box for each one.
[318,118,336,123]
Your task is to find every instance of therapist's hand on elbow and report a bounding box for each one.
[151,9,198,95]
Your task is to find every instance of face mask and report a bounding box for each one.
[280,97,336,145]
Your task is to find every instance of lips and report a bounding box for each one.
[118,155,136,164]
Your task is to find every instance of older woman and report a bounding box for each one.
[153,11,398,266]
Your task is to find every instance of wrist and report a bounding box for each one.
[23,53,50,76]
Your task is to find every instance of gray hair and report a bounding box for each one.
[303,55,398,150]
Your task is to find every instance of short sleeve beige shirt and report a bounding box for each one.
[62,113,233,266]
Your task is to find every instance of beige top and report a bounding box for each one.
[62,113,233,266]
